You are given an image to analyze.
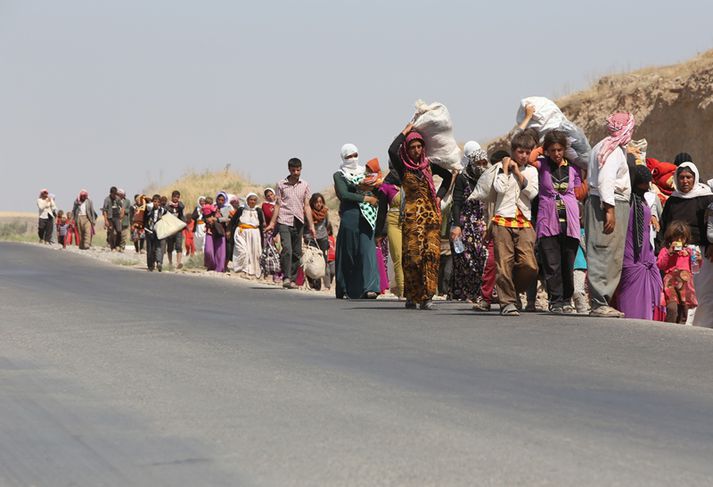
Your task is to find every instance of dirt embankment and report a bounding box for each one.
[490,49,713,176]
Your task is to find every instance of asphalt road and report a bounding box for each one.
[1,242,713,486]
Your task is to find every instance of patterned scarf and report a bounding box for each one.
[341,171,378,230]
[399,131,436,201]
[598,112,635,168]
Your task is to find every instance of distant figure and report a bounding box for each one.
[72,189,97,249]
[143,193,167,272]
[36,189,57,244]
[102,186,123,251]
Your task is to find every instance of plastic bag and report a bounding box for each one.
[516,97,591,169]
[412,100,462,171]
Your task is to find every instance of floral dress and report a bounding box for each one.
[451,181,488,301]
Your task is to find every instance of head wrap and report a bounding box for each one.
[340,143,364,179]
[673,152,693,166]
[216,191,229,208]
[78,189,89,201]
[39,189,48,197]
[631,165,653,260]
[399,131,436,200]
[263,187,275,197]
[462,141,489,184]
[598,112,635,168]
[244,192,258,209]
[117,188,125,197]
[197,195,206,206]
[671,162,713,199]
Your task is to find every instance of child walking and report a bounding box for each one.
[657,220,698,323]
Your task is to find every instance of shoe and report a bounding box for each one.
[590,305,624,318]
[562,304,577,314]
[363,291,378,299]
[515,296,523,311]
[177,263,183,270]
[525,302,537,312]
[157,265,162,272]
[283,279,292,289]
[472,297,490,312]
[405,300,417,310]
[549,305,564,314]
[147,267,154,272]
[420,300,434,310]
[500,304,520,316]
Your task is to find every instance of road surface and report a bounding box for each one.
[1,242,712,486]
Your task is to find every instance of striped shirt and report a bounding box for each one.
[492,208,532,229]
[276,177,311,226]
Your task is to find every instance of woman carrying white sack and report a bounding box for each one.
[231,193,266,278]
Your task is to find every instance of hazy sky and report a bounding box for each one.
[2,0,713,212]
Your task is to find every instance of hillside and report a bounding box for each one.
[490,49,713,175]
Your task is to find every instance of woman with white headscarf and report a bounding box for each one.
[230,193,265,277]
[660,161,713,326]
[449,141,490,303]
[333,143,381,299]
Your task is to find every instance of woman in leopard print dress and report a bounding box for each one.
[388,123,452,310]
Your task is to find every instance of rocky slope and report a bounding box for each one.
[491,49,713,175]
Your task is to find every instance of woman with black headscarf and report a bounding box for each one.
[615,165,663,320]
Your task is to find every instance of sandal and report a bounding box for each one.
[500,304,519,316]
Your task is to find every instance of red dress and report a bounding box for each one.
[657,248,698,307]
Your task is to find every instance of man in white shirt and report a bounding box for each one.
[490,132,540,317]
[585,112,635,318]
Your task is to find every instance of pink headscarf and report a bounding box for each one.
[598,112,635,168]
[399,131,436,200]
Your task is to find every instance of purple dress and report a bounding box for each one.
[616,204,663,320]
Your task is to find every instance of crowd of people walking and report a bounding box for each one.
[35,105,713,327]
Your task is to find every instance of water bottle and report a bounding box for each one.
[453,236,465,254]
[689,245,700,274]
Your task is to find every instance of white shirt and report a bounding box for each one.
[492,163,539,221]
[78,201,87,216]
[588,140,631,207]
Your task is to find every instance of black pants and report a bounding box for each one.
[539,234,579,306]
[278,221,304,282]
[38,217,54,242]
[146,233,165,270]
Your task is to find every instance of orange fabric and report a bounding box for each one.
[492,208,532,229]
[529,146,544,166]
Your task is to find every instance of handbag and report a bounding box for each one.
[260,237,281,275]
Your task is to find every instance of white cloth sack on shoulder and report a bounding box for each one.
[302,243,326,279]
[516,96,591,169]
[412,100,462,171]
[155,212,186,239]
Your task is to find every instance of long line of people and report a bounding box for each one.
[35,109,713,327]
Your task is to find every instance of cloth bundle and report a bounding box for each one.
[155,212,186,239]
[412,100,462,171]
[516,96,591,169]
[301,241,326,279]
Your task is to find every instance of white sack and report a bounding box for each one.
[412,100,462,171]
